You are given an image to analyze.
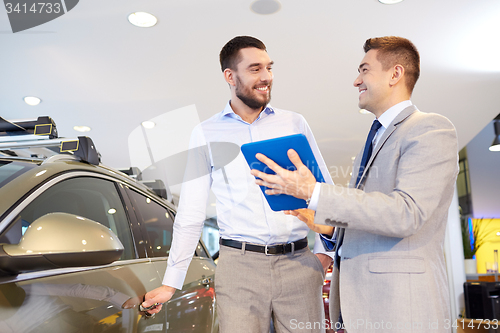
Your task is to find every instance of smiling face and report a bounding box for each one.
[353,49,394,117]
[230,47,273,112]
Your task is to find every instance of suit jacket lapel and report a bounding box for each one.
[356,105,418,189]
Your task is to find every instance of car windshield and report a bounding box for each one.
[0,160,36,188]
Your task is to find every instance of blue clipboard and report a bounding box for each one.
[241,134,325,211]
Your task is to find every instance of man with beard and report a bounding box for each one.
[142,36,333,333]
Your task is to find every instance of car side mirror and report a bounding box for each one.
[0,212,124,275]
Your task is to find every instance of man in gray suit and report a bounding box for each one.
[251,36,459,332]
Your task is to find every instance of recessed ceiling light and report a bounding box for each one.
[489,144,500,152]
[24,96,41,106]
[128,12,158,28]
[250,0,281,15]
[74,125,91,132]
[359,109,371,115]
[378,0,404,4]
[142,121,156,129]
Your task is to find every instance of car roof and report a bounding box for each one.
[0,117,174,218]
[0,156,173,217]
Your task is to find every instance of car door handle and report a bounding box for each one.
[200,277,213,286]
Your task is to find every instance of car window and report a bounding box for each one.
[196,242,210,258]
[125,189,174,258]
[0,176,135,260]
[0,160,36,188]
[126,188,211,259]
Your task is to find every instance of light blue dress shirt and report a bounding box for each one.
[163,102,333,289]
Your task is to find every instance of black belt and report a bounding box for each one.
[220,237,308,255]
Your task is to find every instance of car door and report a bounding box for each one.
[124,187,218,333]
[0,173,167,333]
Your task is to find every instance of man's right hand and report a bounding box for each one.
[142,285,176,314]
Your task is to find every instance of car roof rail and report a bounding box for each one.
[0,116,58,140]
[0,136,100,166]
[118,167,142,180]
[116,167,173,203]
[42,154,81,164]
[139,179,173,203]
[0,116,100,165]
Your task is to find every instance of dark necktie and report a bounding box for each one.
[355,119,382,187]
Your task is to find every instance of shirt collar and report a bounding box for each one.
[377,100,413,129]
[220,101,275,122]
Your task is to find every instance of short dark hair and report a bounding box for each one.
[219,36,267,72]
[363,36,420,93]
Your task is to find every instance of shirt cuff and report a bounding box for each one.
[319,233,336,251]
[307,182,322,211]
[322,231,337,242]
[162,266,188,290]
[313,233,334,258]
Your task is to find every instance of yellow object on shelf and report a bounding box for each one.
[472,218,500,274]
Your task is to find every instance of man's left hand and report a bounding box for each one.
[285,209,334,236]
[250,149,317,200]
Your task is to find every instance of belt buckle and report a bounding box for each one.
[265,244,271,255]
[265,244,280,255]
[265,244,287,255]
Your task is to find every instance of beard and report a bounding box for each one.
[235,75,271,110]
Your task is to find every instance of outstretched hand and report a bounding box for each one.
[285,209,334,236]
[141,285,176,315]
[250,149,317,200]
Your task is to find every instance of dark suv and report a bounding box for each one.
[0,117,218,333]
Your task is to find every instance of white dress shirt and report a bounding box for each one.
[163,102,334,289]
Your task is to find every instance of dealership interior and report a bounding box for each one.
[2,0,500,331]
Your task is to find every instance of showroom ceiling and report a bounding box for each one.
[1,0,500,191]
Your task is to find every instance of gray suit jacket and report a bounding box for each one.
[316,106,458,332]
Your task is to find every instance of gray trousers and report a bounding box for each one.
[215,245,326,333]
